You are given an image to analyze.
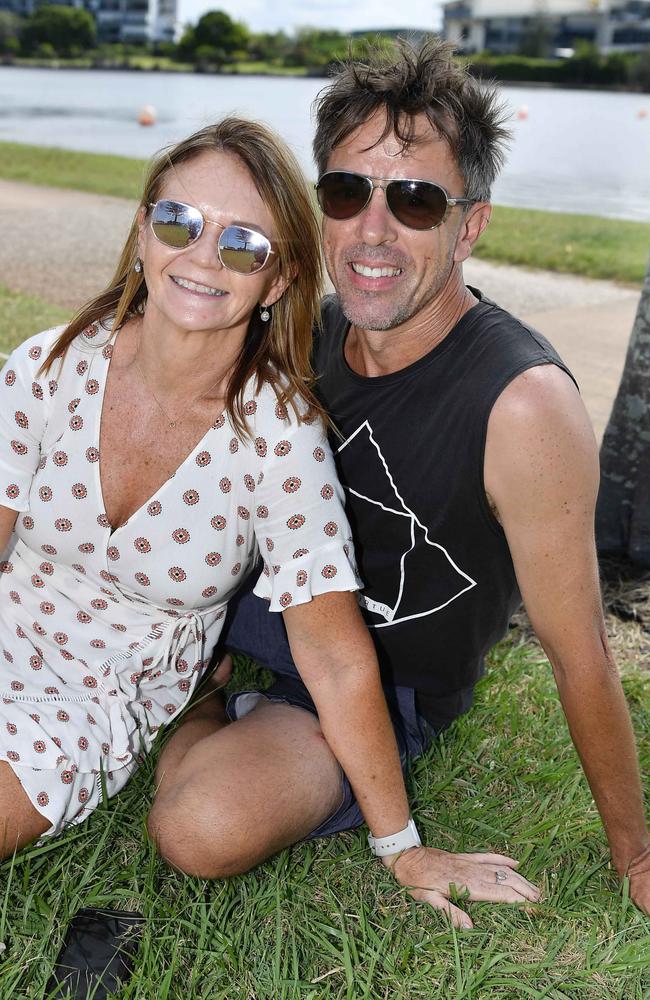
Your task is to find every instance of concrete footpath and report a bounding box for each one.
[0,178,642,443]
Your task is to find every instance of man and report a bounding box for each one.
[149,40,649,927]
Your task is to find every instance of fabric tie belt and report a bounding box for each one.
[103,611,205,765]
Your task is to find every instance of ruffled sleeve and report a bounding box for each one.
[252,406,361,612]
[0,329,61,512]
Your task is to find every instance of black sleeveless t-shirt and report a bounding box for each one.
[314,289,574,730]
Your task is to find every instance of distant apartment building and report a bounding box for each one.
[0,0,178,43]
[443,0,650,53]
[94,0,178,43]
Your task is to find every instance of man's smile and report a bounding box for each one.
[351,263,404,279]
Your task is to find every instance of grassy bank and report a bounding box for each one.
[0,285,68,353]
[7,56,308,75]
[475,205,649,285]
[1,640,648,998]
[0,142,146,199]
[0,141,648,285]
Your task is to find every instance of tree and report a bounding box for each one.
[21,5,95,57]
[0,11,21,54]
[179,10,249,62]
[596,254,650,566]
[247,30,292,65]
[629,48,650,91]
[519,15,552,57]
[284,27,349,68]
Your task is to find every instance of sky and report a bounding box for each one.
[177,0,445,34]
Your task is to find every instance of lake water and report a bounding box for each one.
[1,66,650,221]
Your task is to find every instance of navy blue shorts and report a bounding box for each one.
[222,576,437,840]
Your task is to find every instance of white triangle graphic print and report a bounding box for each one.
[337,421,476,628]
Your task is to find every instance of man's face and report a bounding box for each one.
[321,111,474,332]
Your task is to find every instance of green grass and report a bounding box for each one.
[0,142,647,285]
[0,285,69,355]
[229,60,308,76]
[10,55,307,75]
[1,639,648,999]
[0,143,147,200]
[476,205,650,286]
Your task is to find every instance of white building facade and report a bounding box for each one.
[443,0,650,53]
[0,0,178,43]
[92,0,178,44]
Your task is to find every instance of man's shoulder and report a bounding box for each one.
[464,287,576,388]
[490,363,585,431]
[313,295,348,376]
[319,294,347,334]
[466,287,548,344]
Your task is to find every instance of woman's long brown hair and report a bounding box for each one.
[39,118,324,439]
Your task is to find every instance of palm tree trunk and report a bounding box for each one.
[596,253,650,566]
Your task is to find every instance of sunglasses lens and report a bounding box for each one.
[386,181,448,230]
[150,200,203,248]
[219,226,271,274]
[316,172,372,220]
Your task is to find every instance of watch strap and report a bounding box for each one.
[367,817,421,857]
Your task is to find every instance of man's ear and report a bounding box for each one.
[453,203,491,264]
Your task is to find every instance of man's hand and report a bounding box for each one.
[388,847,541,929]
[627,846,650,916]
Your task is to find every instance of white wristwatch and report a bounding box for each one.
[367,817,422,857]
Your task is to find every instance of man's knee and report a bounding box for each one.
[147,786,280,878]
[147,772,317,879]
[147,704,345,877]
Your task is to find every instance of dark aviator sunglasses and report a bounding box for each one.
[148,199,277,275]
[315,170,478,231]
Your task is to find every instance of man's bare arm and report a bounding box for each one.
[485,364,649,914]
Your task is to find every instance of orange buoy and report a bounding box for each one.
[517,105,529,121]
[137,105,157,126]
[637,108,648,120]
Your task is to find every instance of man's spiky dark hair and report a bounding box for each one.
[313,38,511,201]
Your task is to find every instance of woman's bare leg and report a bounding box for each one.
[0,761,51,859]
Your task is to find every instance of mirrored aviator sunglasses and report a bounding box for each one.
[148,199,276,275]
[315,171,478,231]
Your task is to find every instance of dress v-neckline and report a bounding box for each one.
[92,326,227,537]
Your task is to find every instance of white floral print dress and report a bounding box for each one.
[0,323,360,836]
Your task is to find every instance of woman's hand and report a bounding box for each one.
[387,846,541,929]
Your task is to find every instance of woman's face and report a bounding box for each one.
[138,149,289,341]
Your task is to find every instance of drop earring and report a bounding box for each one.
[134,257,143,274]
[259,304,271,323]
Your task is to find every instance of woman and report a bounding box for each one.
[0,116,421,857]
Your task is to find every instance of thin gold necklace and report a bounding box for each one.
[134,335,227,429]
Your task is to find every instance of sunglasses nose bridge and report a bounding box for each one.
[199,218,229,270]
[365,179,387,210]
[178,217,227,271]
[203,216,226,233]
[351,179,399,240]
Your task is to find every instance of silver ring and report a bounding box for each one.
[495,870,508,883]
